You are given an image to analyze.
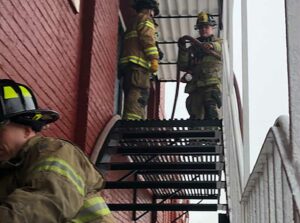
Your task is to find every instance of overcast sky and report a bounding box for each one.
[165,0,288,222]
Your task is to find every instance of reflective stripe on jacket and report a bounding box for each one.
[120,12,159,69]
[71,195,111,223]
[181,36,223,92]
[0,136,115,223]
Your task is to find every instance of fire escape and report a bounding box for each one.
[96,119,229,222]
[96,0,300,222]
[95,0,230,222]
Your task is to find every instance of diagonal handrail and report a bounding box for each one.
[90,115,121,164]
[241,116,300,221]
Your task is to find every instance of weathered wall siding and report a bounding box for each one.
[0,0,80,139]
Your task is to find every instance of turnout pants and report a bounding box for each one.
[122,64,150,120]
[186,85,222,120]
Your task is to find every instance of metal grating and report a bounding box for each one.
[97,119,226,212]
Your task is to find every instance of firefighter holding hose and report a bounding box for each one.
[178,11,223,120]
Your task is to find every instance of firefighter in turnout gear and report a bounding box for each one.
[120,0,160,120]
[178,11,223,120]
[0,79,115,223]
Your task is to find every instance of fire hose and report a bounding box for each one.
[170,35,221,119]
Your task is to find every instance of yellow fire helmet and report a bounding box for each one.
[0,79,59,131]
[195,11,217,29]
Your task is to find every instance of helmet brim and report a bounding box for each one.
[195,22,217,30]
[6,109,59,124]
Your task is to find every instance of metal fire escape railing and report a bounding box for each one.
[91,1,240,221]
[221,39,244,223]
[96,119,229,222]
[241,116,300,222]
[90,9,240,222]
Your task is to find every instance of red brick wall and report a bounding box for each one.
[0,0,81,139]
[0,1,182,222]
[84,0,119,154]
[0,0,120,154]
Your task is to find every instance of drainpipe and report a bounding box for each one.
[241,0,250,186]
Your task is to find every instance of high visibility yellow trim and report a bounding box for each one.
[19,86,32,97]
[146,51,159,56]
[82,196,105,208]
[32,157,85,196]
[212,42,222,52]
[3,86,32,99]
[71,197,111,223]
[206,77,221,85]
[145,47,158,52]
[120,56,150,69]
[144,47,159,56]
[125,31,138,39]
[3,86,18,99]
[32,113,43,120]
[137,20,155,30]
[125,113,142,120]
[144,21,155,29]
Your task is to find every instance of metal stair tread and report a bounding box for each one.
[115,119,223,128]
[107,145,223,155]
[107,203,227,211]
[98,118,226,214]
[105,181,226,189]
[97,162,224,171]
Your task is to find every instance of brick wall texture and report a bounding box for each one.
[0,0,120,153]
[0,0,81,139]
[85,0,119,154]
[0,0,184,222]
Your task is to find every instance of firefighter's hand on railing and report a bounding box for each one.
[150,59,159,73]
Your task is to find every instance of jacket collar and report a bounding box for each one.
[197,35,215,42]
[0,135,41,169]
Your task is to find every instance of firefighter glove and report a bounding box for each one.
[178,37,186,49]
[150,59,159,73]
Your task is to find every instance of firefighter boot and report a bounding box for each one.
[204,100,219,120]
